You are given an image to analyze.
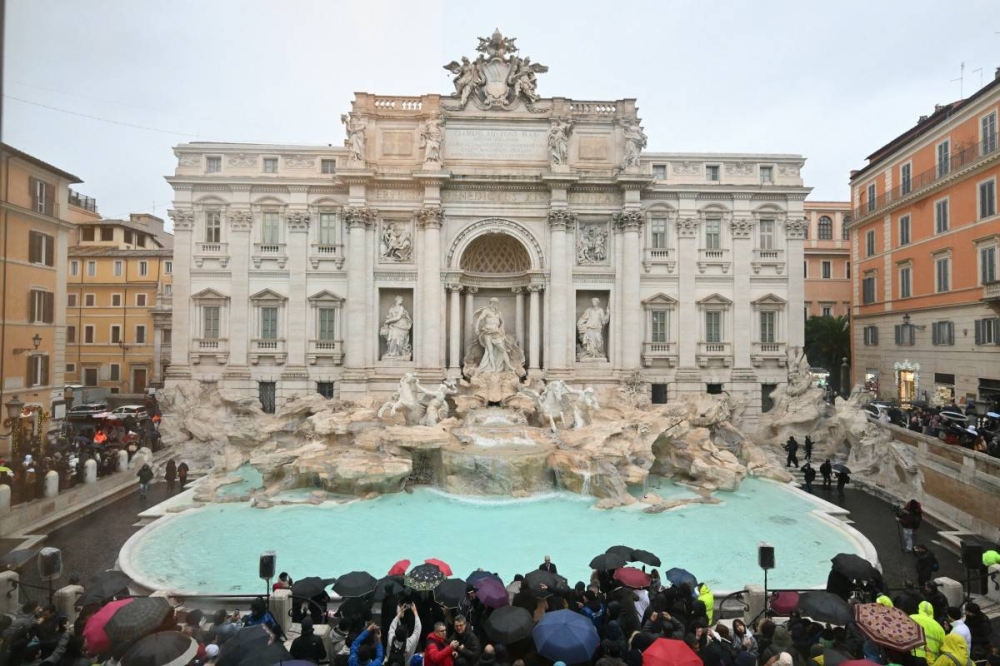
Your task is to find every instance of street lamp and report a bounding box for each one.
[1,397,26,458]
[63,386,75,411]
[12,334,42,355]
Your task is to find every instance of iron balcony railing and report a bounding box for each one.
[854,136,998,220]
[68,189,98,212]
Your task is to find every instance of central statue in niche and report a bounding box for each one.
[462,297,527,403]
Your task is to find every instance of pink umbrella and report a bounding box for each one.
[425,558,453,576]
[82,598,133,655]
[613,567,651,588]
[388,559,410,576]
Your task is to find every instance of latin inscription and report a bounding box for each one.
[442,189,549,203]
[444,128,548,162]
[381,131,414,157]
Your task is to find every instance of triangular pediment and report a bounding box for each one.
[249,288,288,302]
[191,288,229,301]
[308,290,345,304]
[642,292,678,306]
[752,293,787,305]
[697,293,733,305]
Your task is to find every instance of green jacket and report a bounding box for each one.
[697,583,714,625]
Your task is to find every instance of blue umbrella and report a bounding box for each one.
[665,568,697,588]
[466,570,502,586]
[532,609,600,664]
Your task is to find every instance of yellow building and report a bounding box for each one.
[66,214,173,395]
[0,144,81,457]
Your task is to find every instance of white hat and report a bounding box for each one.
[205,643,220,657]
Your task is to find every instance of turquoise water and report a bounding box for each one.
[216,464,264,498]
[126,479,861,594]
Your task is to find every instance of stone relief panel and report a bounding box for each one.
[576,134,611,162]
[178,154,201,167]
[381,130,415,158]
[284,155,315,168]
[724,162,755,177]
[576,222,610,265]
[228,153,257,168]
[672,162,701,176]
[379,220,414,263]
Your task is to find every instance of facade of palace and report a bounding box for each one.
[803,201,852,320]
[164,31,809,425]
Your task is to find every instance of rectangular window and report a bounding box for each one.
[894,324,915,346]
[705,311,722,343]
[136,293,147,307]
[822,261,831,279]
[899,266,912,298]
[139,261,148,276]
[164,261,173,274]
[123,230,133,245]
[84,326,95,344]
[87,261,96,276]
[317,382,336,398]
[760,166,773,184]
[165,284,172,296]
[899,215,911,246]
[110,325,121,343]
[651,311,669,343]
[900,163,912,195]
[82,227,95,241]
[111,294,122,307]
[863,275,876,304]
[113,260,123,277]
[100,226,114,241]
[206,156,221,173]
[162,329,172,344]
[842,219,851,240]
[30,177,52,215]
[983,112,997,154]
[704,219,721,249]
[937,140,950,177]
[979,179,996,219]
[652,164,667,180]
[321,159,337,174]
[981,245,997,284]
[67,326,76,343]
[84,293,95,307]
[866,229,876,256]
[318,308,337,340]
[28,289,54,323]
[706,165,720,181]
[932,321,954,346]
[846,261,851,279]
[759,219,774,249]
[70,260,79,276]
[110,364,120,381]
[319,213,337,245]
[262,212,280,244]
[27,355,49,388]
[135,325,146,344]
[263,157,278,173]
[975,317,1000,344]
[203,306,221,339]
[760,311,776,343]
[935,256,950,292]
[822,306,832,317]
[28,231,55,266]
[867,183,877,212]
[83,367,98,386]
[205,211,222,243]
[651,218,667,249]
[261,307,278,339]
[67,293,77,307]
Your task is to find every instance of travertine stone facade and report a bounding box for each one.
[165,32,809,425]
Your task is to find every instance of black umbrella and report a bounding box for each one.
[798,591,853,625]
[524,570,570,598]
[405,564,446,592]
[589,553,628,571]
[435,578,469,608]
[631,549,662,567]
[333,571,377,598]
[485,605,535,643]
[121,631,198,666]
[374,575,406,602]
[832,464,851,474]
[104,597,173,648]
[217,626,276,666]
[830,553,879,582]
[236,641,293,666]
[892,590,922,615]
[466,570,502,586]
[606,545,635,561]
[664,568,697,588]
[0,549,36,571]
[80,570,133,605]
[290,577,335,600]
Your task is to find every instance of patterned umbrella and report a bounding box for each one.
[104,597,173,648]
[405,563,446,591]
[853,603,925,651]
[83,598,134,655]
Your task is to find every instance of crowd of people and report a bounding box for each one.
[873,399,1000,458]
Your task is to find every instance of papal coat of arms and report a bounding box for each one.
[443,29,549,112]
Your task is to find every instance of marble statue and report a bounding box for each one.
[577,298,610,360]
[420,115,444,165]
[443,30,548,110]
[519,380,574,432]
[474,298,519,374]
[622,120,647,169]
[568,386,600,429]
[509,56,546,104]
[420,379,458,426]
[547,119,572,165]
[577,225,607,264]
[377,372,424,424]
[380,296,412,360]
[443,56,484,108]
[341,113,367,162]
[380,223,412,262]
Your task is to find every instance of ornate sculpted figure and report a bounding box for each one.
[443,30,548,111]
[443,56,484,108]
[509,56,546,103]
[420,115,444,165]
[622,120,648,168]
[419,379,458,426]
[474,298,518,374]
[377,373,423,424]
[380,223,412,262]
[341,113,367,162]
[547,119,572,165]
[577,297,611,360]
[577,226,608,264]
[519,380,573,432]
[567,386,600,429]
[380,296,412,360]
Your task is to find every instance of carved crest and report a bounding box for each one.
[443,29,549,112]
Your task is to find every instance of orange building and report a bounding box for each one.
[848,72,1000,406]
[803,202,852,319]
[0,144,82,457]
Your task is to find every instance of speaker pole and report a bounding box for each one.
[763,567,768,618]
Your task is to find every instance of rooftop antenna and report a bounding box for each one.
[951,61,965,99]
[972,67,984,90]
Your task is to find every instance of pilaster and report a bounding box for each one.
[730,215,754,369]
[547,209,576,372]
[612,209,644,370]
[285,209,310,369]
[676,215,701,369]
[785,217,807,350]
[226,209,252,370]
[167,209,194,377]
[417,206,444,372]
[344,206,377,373]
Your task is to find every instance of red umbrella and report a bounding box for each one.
[770,591,800,615]
[613,567,651,588]
[643,638,703,666]
[425,558,453,576]
[82,598,133,655]
[388,559,410,576]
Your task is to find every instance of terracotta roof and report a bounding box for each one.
[68,246,172,258]
[73,218,171,247]
[1,143,83,183]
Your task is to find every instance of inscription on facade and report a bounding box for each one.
[444,127,547,161]
[381,131,415,157]
[442,189,548,203]
[371,188,422,201]
[577,135,611,161]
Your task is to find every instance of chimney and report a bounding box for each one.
[918,115,929,123]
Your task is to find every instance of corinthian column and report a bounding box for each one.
[785,217,807,349]
[528,284,542,373]
[547,209,576,371]
[613,210,644,370]
[226,209,252,368]
[447,283,462,376]
[513,287,525,347]
[344,207,377,369]
[167,209,194,373]
[418,206,444,371]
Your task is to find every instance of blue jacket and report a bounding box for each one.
[349,629,385,666]
[581,603,605,631]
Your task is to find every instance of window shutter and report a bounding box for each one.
[947,321,954,345]
[40,356,49,386]
[28,232,38,263]
[873,327,878,345]
[44,292,54,323]
[975,319,983,344]
[43,181,55,216]
[995,318,1000,345]
[28,290,36,322]
[44,236,54,266]
[27,356,34,387]
[28,176,38,209]
[894,325,902,345]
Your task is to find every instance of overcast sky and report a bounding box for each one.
[5,0,999,225]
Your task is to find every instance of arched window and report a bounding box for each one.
[818,216,833,240]
[842,215,852,240]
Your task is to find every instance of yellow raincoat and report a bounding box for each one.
[930,635,971,666]
[697,582,715,625]
[910,601,945,665]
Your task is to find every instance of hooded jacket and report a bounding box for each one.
[930,634,971,666]
[697,583,715,625]
[388,610,422,666]
[910,601,945,665]
[762,627,805,666]
[425,631,456,666]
